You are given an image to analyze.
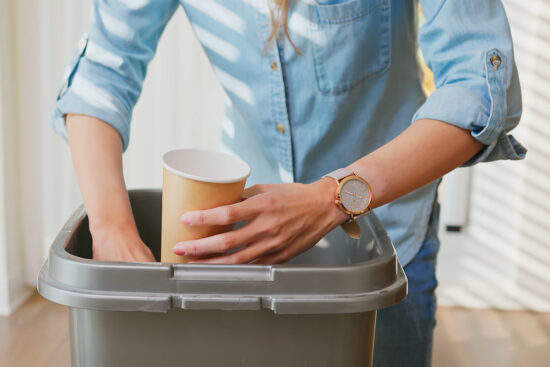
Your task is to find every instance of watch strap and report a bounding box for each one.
[351,209,371,221]
[341,220,361,240]
[323,167,354,181]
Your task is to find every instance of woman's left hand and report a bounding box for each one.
[173,178,349,264]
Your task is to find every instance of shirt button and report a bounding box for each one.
[490,55,501,70]
[270,61,278,71]
[276,123,285,134]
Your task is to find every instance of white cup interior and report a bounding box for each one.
[162,149,250,183]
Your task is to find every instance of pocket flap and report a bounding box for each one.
[309,0,389,24]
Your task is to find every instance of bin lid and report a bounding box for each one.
[37,190,407,314]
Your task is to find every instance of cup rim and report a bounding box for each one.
[162,148,251,184]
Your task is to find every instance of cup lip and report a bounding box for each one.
[162,148,251,184]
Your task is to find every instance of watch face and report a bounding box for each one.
[338,177,372,215]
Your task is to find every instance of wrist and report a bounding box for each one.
[86,193,138,236]
[312,177,350,225]
[346,164,384,210]
[89,215,139,244]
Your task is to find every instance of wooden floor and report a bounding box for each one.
[1,293,550,367]
[0,294,70,367]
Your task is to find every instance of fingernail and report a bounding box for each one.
[180,214,191,225]
[173,246,186,255]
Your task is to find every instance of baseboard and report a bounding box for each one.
[8,284,34,313]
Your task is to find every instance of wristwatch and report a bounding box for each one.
[323,168,373,239]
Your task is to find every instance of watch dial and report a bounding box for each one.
[340,178,371,213]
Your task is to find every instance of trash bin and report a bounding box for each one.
[37,189,407,367]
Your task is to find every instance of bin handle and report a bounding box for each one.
[174,295,262,310]
[171,264,274,282]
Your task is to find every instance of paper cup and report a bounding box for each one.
[161,149,250,263]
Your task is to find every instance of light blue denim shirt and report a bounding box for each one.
[51,0,526,266]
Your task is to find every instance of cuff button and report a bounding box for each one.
[490,55,502,70]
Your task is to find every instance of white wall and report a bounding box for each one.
[1,0,549,314]
[29,0,224,272]
[0,0,33,315]
[15,0,224,279]
[436,0,550,311]
[0,0,224,314]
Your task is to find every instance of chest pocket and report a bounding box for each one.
[308,0,391,94]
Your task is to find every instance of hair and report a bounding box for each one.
[266,0,302,55]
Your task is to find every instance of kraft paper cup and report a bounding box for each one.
[161,149,250,263]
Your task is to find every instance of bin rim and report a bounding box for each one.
[37,189,407,314]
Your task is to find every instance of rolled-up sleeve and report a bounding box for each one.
[413,0,527,165]
[51,0,179,151]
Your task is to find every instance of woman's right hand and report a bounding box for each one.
[66,114,155,263]
[91,225,155,262]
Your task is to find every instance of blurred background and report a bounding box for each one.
[1,0,549,366]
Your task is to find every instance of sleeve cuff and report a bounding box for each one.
[412,49,526,166]
[51,89,131,152]
[412,84,526,165]
[412,84,493,144]
[49,33,132,151]
[462,132,526,166]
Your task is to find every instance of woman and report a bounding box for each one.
[51,0,525,365]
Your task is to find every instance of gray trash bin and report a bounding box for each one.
[37,190,407,367]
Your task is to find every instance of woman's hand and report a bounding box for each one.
[172,178,349,264]
[66,114,155,263]
[91,225,156,262]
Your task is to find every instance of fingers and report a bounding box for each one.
[136,252,155,262]
[253,235,316,265]
[252,248,294,264]
[180,183,279,226]
[173,222,258,256]
[180,199,256,226]
[241,184,274,199]
[176,182,323,264]
[139,246,156,262]
[189,240,282,264]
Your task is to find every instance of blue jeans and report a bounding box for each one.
[373,200,440,367]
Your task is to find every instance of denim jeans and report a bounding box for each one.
[373,200,441,367]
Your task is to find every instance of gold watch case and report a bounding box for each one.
[334,175,373,218]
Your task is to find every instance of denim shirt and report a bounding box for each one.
[51,0,526,266]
